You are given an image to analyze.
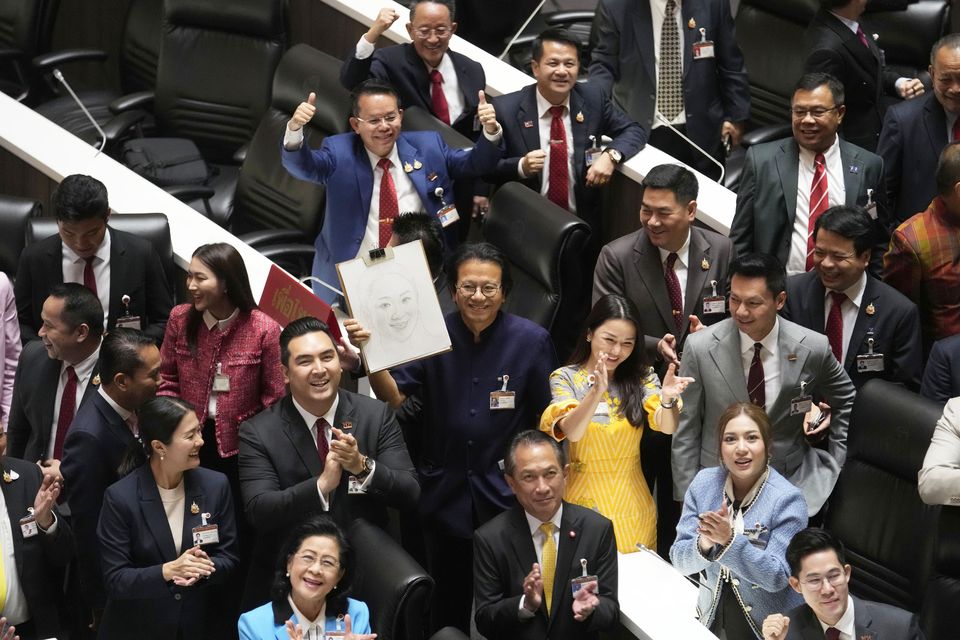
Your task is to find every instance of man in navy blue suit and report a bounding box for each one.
[281,78,504,305]
[589,0,749,179]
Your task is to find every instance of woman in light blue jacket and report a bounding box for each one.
[671,402,808,639]
[239,516,375,640]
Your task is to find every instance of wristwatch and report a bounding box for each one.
[604,148,623,164]
[361,455,375,474]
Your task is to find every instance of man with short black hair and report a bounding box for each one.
[782,205,921,389]
[474,430,618,640]
[15,174,173,344]
[731,73,887,275]
[673,254,856,516]
[7,284,104,483]
[61,328,161,626]
[389,212,455,314]
[762,528,924,639]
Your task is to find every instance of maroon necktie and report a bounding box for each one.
[806,153,829,271]
[747,343,765,409]
[83,257,97,297]
[825,291,846,363]
[952,118,960,142]
[377,158,399,248]
[315,418,329,468]
[430,69,451,125]
[664,252,683,333]
[825,628,841,640]
[53,366,78,460]
[855,26,870,49]
[547,105,569,210]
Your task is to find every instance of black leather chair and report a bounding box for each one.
[824,379,943,613]
[25,213,176,294]
[347,519,432,640]
[0,194,42,278]
[922,505,960,640]
[428,628,469,640]
[483,181,590,352]
[0,0,60,101]
[863,0,950,88]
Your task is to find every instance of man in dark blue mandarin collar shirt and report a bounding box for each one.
[346,241,558,634]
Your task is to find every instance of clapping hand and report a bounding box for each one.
[572,580,599,621]
[522,562,544,612]
[33,472,60,529]
[697,499,733,551]
[762,613,790,640]
[0,617,19,640]
[162,545,215,585]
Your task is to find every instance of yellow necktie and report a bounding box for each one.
[539,522,556,614]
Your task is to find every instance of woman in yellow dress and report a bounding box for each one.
[540,294,693,553]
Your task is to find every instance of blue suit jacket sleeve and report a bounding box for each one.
[921,339,956,403]
[280,136,338,185]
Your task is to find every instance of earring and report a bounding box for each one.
[160,454,165,462]
[286,571,290,577]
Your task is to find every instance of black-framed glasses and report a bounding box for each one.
[354,113,401,127]
[457,283,501,298]
[791,106,839,120]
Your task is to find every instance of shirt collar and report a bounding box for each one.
[723,466,770,509]
[452,309,505,343]
[799,136,841,166]
[656,230,692,267]
[535,88,571,119]
[202,307,239,331]
[62,226,111,265]
[64,344,101,379]
[524,504,563,537]
[98,386,133,421]
[364,142,403,174]
[829,11,860,34]
[291,394,340,432]
[817,595,855,638]
[424,51,452,75]
[288,595,326,634]
[739,317,780,355]
[825,271,867,309]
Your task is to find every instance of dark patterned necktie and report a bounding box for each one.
[658,0,683,120]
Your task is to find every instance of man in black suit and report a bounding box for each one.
[804,0,925,152]
[0,455,74,640]
[921,334,960,402]
[238,316,419,608]
[60,328,161,628]
[14,174,173,344]
[730,73,888,276]
[878,34,960,225]
[592,163,731,555]
[589,0,749,179]
[781,205,921,390]
[474,430,618,640]
[762,528,924,640]
[7,284,103,485]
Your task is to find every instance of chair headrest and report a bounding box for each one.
[273,44,352,136]
[165,0,285,39]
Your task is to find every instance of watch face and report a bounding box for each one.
[364,457,374,471]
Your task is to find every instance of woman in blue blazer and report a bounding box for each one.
[671,402,808,639]
[97,396,239,639]
[238,515,374,640]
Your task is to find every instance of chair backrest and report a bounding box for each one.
[232,43,352,237]
[735,0,817,127]
[921,505,960,640]
[824,379,943,613]
[483,182,590,341]
[347,519,433,640]
[428,628,470,640]
[0,194,42,278]
[153,0,286,163]
[862,0,950,85]
[402,105,473,150]
[0,0,60,100]
[118,0,164,94]
[27,213,176,293]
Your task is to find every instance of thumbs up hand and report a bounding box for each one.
[477,90,500,135]
[289,92,317,131]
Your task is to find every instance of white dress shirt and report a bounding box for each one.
[657,230,692,311]
[518,505,564,618]
[289,596,327,639]
[97,386,133,425]
[292,395,338,510]
[788,138,846,275]
[358,145,423,257]
[517,89,576,212]
[738,318,781,415]
[650,0,686,127]
[202,307,239,418]
[353,37,466,125]
[816,595,855,640]
[47,347,100,460]
[62,230,110,331]
[822,271,867,364]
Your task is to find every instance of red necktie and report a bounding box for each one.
[747,343,765,409]
[377,158,399,248]
[53,366,78,460]
[547,105,569,210]
[825,291,846,363]
[825,628,841,640]
[664,252,683,333]
[430,69,451,126]
[125,414,139,437]
[856,26,870,49]
[952,117,960,142]
[83,257,97,297]
[315,418,329,468]
[806,153,829,271]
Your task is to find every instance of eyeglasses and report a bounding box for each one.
[354,113,401,127]
[412,26,452,39]
[293,553,340,571]
[812,248,857,263]
[457,283,501,298]
[791,106,839,120]
[800,569,845,591]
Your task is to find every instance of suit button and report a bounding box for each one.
[174,593,182,601]
[467,470,473,476]
[469,409,476,416]
[649,93,656,99]
[468,440,474,447]
[472,378,479,384]
[744,605,752,612]
[732,579,740,586]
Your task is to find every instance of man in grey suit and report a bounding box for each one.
[593,163,732,554]
[762,528,925,639]
[730,73,888,275]
[673,254,856,516]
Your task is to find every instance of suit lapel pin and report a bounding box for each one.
[2,471,10,483]
[848,164,860,174]
[403,162,413,173]
[575,111,584,123]
[701,258,710,270]
[688,17,696,29]
[428,171,438,182]
[190,501,200,515]
[872,33,879,41]
[341,421,353,431]
[92,374,101,386]
[865,302,876,316]
[413,159,423,170]
[523,120,534,128]
[787,354,798,362]
[569,529,576,539]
